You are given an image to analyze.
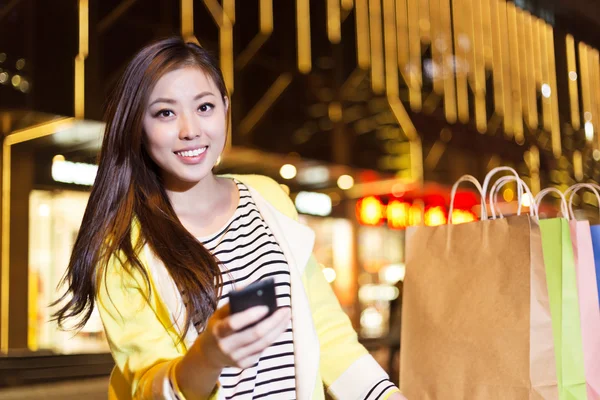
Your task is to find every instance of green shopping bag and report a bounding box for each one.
[538,217,587,400]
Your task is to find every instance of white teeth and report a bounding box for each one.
[177,147,207,157]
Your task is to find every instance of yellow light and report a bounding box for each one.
[0,72,8,84]
[75,0,89,119]
[280,184,290,195]
[368,0,384,93]
[566,35,580,131]
[580,43,592,144]
[408,204,422,226]
[16,59,25,70]
[424,206,447,226]
[396,0,408,76]
[594,150,600,161]
[38,204,50,217]
[337,174,354,190]
[221,18,234,94]
[541,83,551,98]
[380,264,406,284]
[523,12,538,131]
[407,0,422,110]
[260,0,274,34]
[19,79,30,93]
[11,74,21,87]
[503,187,514,202]
[387,200,410,229]
[279,164,297,180]
[224,0,235,23]
[327,0,341,44]
[450,209,476,224]
[383,0,398,97]
[506,2,523,142]
[322,267,337,283]
[452,0,468,123]
[356,0,370,69]
[296,0,312,73]
[440,0,456,123]
[328,102,342,122]
[574,150,583,181]
[342,0,354,10]
[356,196,383,225]
[546,24,561,158]
[585,121,594,142]
[181,0,194,40]
[52,154,65,163]
[497,0,512,136]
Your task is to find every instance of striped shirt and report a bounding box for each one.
[175,180,399,399]
[198,181,296,399]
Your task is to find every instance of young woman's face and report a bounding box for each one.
[143,66,228,188]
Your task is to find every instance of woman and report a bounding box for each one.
[54,37,406,400]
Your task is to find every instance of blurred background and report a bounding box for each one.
[1,0,600,397]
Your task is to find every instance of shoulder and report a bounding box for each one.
[225,174,298,220]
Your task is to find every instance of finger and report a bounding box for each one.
[231,309,291,367]
[228,308,291,362]
[214,305,269,338]
[234,353,262,370]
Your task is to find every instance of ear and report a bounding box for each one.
[223,96,230,112]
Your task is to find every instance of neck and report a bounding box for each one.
[164,173,227,217]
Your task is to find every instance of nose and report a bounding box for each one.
[178,112,200,140]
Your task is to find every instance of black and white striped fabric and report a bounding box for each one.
[363,378,398,399]
[198,181,296,400]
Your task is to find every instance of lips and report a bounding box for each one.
[175,146,208,158]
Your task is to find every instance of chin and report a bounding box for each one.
[165,168,214,188]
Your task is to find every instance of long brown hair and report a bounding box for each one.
[53,37,227,336]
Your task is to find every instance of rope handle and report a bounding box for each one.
[533,188,568,219]
[449,175,487,223]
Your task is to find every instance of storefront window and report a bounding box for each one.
[29,189,108,354]
[299,215,357,317]
[357,226,405,338]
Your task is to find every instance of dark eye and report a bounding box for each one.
[155,109,174,118]
[199,103,214,113]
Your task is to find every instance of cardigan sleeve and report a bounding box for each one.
[97,253,220,400]
[303,255,401,399]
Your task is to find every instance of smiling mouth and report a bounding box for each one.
[175,147,208,157]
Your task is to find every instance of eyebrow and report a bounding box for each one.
[148,91,215,107]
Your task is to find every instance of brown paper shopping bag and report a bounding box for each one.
[400,168,558,400]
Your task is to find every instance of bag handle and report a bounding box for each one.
[482,166,524,216]
[533,188,568,219]
[489,176,537,219]
[564,183,600,220]
[449,175,487,223]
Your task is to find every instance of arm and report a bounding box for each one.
[97,255,194,399]
[98,254,291,400]
[303,255,404,400]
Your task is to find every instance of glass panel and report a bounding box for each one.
[29,189,108,354]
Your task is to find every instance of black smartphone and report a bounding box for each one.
[229,278,278,317]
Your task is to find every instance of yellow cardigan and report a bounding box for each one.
[97,174,399,399]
